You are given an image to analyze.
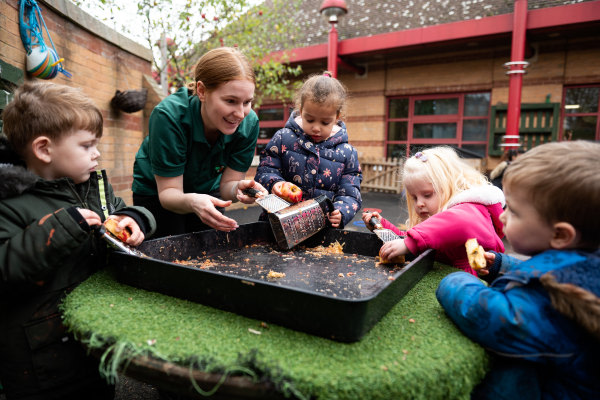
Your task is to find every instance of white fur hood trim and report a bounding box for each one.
[447,185,505,208]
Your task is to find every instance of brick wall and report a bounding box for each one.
[0,0,162,204]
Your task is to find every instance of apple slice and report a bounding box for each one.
[104,218,131,242]
[465,238,486,270]
[272,181,303,204]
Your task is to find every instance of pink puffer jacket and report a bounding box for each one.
[380,185,505,275]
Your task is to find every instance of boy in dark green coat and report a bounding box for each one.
[0,81,156,399]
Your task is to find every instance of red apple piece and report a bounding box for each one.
[273,181,303,204]
[104,218,131,242]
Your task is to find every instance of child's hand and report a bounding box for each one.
[328,209,342,228]
[362,211,382,231]
[77,208,102,227]
[477,251,496,277]
[379,238,408,261]
[106,215,145,247]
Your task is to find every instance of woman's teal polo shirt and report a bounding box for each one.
[132,87,259,196]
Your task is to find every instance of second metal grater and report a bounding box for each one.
[368,216,402,243]
[243,187,291,213]
[96,226,147,257]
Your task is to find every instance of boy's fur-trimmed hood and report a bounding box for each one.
[540,250,600,340]
[0,163,38,200]
[0,136,38,199]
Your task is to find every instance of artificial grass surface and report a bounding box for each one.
[62,264,490,399]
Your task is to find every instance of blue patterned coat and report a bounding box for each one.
[436,249,600,399]
[255,113,362,228]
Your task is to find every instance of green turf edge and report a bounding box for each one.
[61,264,490,400]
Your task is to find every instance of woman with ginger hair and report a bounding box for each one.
[133,47,267,237]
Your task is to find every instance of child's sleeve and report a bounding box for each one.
[332,146,362,228]
[436,271,559,359]
[254,130,286,192]
[479,251,524,283]
[379,217,406,236]
[0,207,91,284]
[403,205,498,257]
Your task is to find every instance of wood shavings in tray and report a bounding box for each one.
[167,241,407,300]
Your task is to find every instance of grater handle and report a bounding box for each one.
[242,187,260,198]
[368,216,385,230]
[94,226,145,257]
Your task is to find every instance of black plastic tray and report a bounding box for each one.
[109,222,434,342]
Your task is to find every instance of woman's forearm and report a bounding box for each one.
[220,167,246,201]
[220,180,239,202]
[157,188,197,214]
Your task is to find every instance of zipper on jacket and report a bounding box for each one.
[67,181,89,209]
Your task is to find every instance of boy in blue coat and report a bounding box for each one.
[436,140,600,399]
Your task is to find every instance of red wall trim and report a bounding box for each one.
[274,1,600,64]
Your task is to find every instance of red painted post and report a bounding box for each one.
[503,0,529,151]
[319,0,347,78]
[328,23,339,77]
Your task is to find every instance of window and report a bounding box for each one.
[487,102,559,156]
[386,92,490,158]
[0,60,25,134]
[561,85,600,141]
[255,105,292,156]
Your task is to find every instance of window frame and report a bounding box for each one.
[255,104,292,155]
[560,84,600,141]
[386,92,491,158]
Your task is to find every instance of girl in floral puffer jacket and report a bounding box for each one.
[255,72,362,228]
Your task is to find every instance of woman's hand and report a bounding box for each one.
[155,174,239,232]
[106,215,145,246]
[189,193,239,232]
[234,179,268,204]
[379,238,408,261]
[361,211,382,232]
[328,209,342,228]
[220,168,269,205]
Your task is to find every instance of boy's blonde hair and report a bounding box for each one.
[188,47,255,94]
[403,146,489,227]
[294,71,347,118]
[503,140,600,249]
[2,81,103,158]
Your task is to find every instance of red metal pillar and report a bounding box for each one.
[327,23,339,78]
[503,0,529,151]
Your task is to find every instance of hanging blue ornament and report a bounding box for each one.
[19,0,72,79]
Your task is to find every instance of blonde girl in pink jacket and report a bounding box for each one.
[363,146,505,275]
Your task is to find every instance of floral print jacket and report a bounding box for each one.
[255,112,362,228]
